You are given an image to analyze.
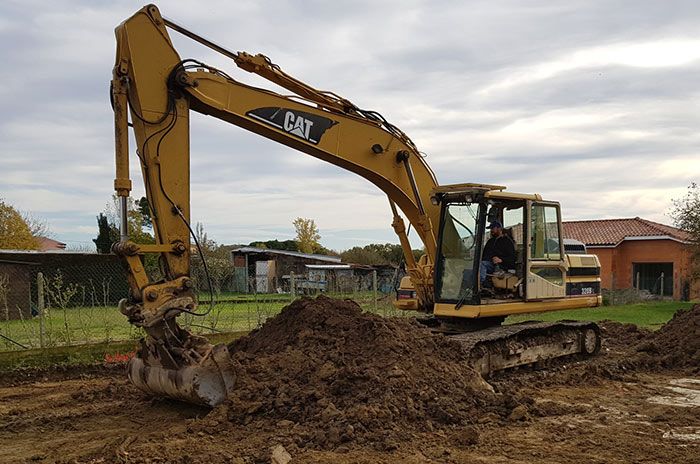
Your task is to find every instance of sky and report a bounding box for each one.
[1,0,699,251]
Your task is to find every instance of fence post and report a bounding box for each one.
[636,272,640,291]
[660,272,664,297]
[372,270,378,314]
[37,272,45,349]
[290,271,296,299]
[611,271,615,306]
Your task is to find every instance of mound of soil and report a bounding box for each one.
[634,304,700,370]
[597,320,651,353]
[510,305,700,389]
[206,296,512,450]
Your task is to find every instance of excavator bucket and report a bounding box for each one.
[128,343,236,407]
[127,341,237,407]
[117,297,238,407]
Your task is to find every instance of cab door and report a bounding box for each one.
[525,201,567,299]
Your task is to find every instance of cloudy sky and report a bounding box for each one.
[1,0,699,251]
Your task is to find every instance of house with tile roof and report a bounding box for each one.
[563,217,697,300]
[36,237,67,251]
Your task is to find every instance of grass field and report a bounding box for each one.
[0,295,694,352]
[506,300,696,328]
[0,291,401,351]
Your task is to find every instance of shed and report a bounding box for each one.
[231,247,341,293]
[0,250,130,312]
[302,263,399,293]
[0,258,37,320]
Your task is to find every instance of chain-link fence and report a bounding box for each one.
[0,252,407,353]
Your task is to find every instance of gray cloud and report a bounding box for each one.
[1,0,699,251]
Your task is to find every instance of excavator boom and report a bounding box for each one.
[112,4,442,404]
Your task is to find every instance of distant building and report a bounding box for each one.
[230,247,399,294]
[0,250,129,320]
[36,237,67,251]
[563,217,697,300]
[304,264,355,292]
[0,256,35,319]
[231,247,341,293]
[304,263,397,293]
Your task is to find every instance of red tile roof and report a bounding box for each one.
[36,237,67,251]
[563,217,692,247]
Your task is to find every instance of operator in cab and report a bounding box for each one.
[480,221,515,287]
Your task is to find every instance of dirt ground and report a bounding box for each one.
[1,300,699,464]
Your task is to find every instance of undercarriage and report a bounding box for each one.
[452,320,601,376]
[422,316,601,376]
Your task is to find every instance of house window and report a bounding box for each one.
[632,263,673,296]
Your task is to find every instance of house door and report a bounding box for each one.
[633,263,673,296]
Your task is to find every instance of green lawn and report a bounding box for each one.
[0,291,401,351]
[0,296,694,352]
[506,301,696,329]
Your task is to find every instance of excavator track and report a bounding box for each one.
[447,321,601,376]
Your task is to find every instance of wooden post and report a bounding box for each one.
[37,272,45,348]
[660,272,665,297]
[290,271,296,299]
[636,272,640,291]
[372,270,378,314]
[611,271,615,305]
[244,254,249,293]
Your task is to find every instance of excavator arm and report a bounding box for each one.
[111,4,442,404]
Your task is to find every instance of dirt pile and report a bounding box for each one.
[503,305,700,389]
[597,320,651,353]
[633,304,700,370]
[191,299,697,454]
[205,296,512,450]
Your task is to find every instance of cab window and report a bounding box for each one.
[437,202,480,301]
[530,204,561,260]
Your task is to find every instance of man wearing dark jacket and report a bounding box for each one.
[480,221,515,287]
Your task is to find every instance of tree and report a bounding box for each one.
[136,196,152,229]
[194,221,216,252]
[248,239,299,251]
[671,183,700,280]
[191,222,234,296]
[0,199,38,250]
[293,217,321,254]
[340,246,386,265]
[103,195,154,245]
[313,244,338,256]
[340,243,423,266]
[93,213,118,254]
[96,196,156,276]
[23,213,51,239]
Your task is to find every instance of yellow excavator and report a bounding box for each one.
[112,5,602,406]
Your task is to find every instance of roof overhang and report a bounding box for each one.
[305,264,352,270]
[231,246,341,263]
[585,235,692,248]
[622,235,691,244]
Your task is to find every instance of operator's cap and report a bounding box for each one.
[486,220,503,229]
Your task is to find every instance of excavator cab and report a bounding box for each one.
[432,184,520,306]
[426,183,600,322]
